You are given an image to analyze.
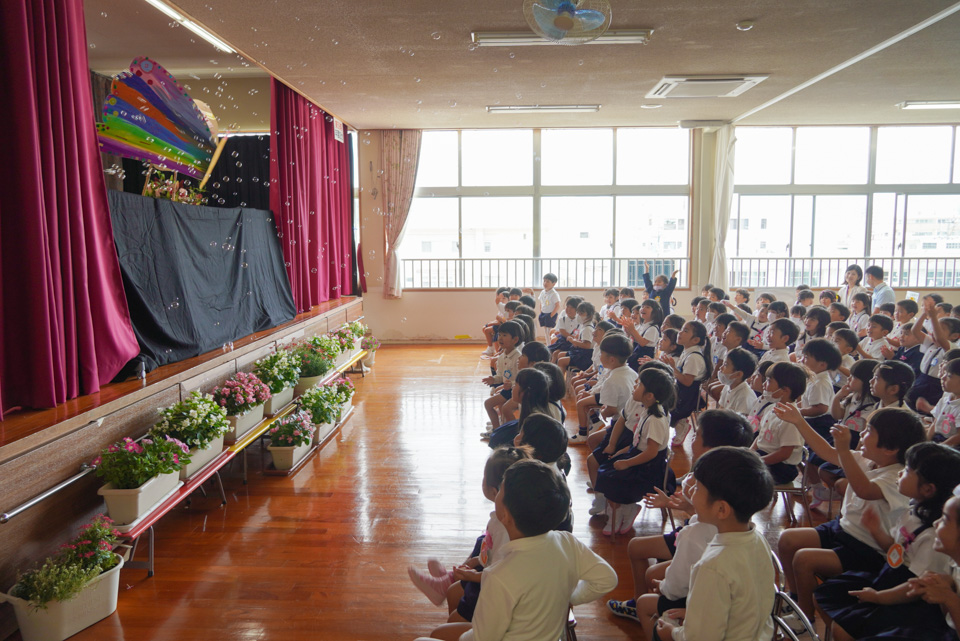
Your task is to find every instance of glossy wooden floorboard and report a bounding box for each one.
[56,345,815,641]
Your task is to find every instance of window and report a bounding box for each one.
[461,130,533,186]
[541,129,612,186]
[876,126,953,184]
[617,128,690,185]
[794,127,869,184]
[734,127,793,184]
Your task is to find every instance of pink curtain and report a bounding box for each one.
[270,80,354,313]
[0,0,140,418]
[380,130,422,299]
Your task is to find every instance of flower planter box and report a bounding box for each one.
[337,397,353,423]
[1,555,124,641]
[224,405,265,443]
[179,434,224,480]
[334,350,351,371]
[295,374,325,397]
[267,441,312,471]
[313,421,336,445]
[263,386,294,416]
[98,471,179,526]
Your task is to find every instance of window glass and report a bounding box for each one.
[615,196,689,257]
[794,127,869,184]
[904,195,960,256]
[403,198,459,259]
[735,196,791,257]
[870,193,900,257]
[616,128,689,185]
[415,131,458,188]
[955,129,960,183]
[792,196,813,258]
[734,127,792,184]
[461,197,533,257]
[540,196,612,257]
[812,195,866,256]
[461,130,532,186]
[541,129,613,186]
[876,126,953,184]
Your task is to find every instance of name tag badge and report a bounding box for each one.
[886,542,905,568]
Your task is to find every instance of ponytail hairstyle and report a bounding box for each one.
[484,446,532,492]
[577,300,597,324]
[843,359,879,410]
[641,299,664,327]
[638,368,677,418]
[685,321,712,375]
[875,360,916,405]
[905,442,960,527]
[515,368,551,426]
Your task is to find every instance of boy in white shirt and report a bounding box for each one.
[481,287,511,358]
[655,447,776,641]
[759,318,799,365]
[481,321,525,431]
[418,460,618,641]
[536,273,561,341]
[753,362,807,484]
[572,334,637,442]
[856,314,893,360]
[717,347,759,415]
[908,301,960,412]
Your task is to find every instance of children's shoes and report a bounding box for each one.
[606,599,640,622]
[588,492,607,516]
[602,504,617,536]
[617,503,641,535]
[408,565,454,606]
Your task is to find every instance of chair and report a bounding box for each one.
[660,447,677,530]
[773,447,813,527]
[770,550,820,641]
[565,606,577,641]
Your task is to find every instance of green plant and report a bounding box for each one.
[93,436,190,490]
[152,391,230,450]
[291,340,334,378]
[348,321,368,339]
[299,384,340,425]
[211,372,272,415]
[310,334,342,359]
[268,410,316,447]
[361,335,380,352]
[11,515,121,609]
[253,350,301,394]
[328,377,355,405]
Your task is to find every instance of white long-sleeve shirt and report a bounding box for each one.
[461,530,617,641]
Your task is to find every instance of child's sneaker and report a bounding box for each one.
[602,504,617,536]
[480,431,493,441]
[408,566,454,606]
[606,599,640,622]
[569,427,590,443]
[427,559,448,578]
[617,503,641,535]
[588,493,607,516]
[808,484,840,510]
[481,345,495,358]
[671,418,692,447]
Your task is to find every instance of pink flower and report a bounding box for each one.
[173,454,179,465]
[91,456,102,466]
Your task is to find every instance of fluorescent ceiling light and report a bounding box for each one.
[487,105,600,114]
[143,0,235,53]
[472,29,653,46]
[898,100,960,110]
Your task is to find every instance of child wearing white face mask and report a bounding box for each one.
[752,361,808,484]
[718,348,759,415]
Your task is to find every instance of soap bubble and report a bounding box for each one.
[311,268,318,273]
[467,42,479,51]
[414,76,421,83]
[508,52,515,59]
[210,241,219,248]
[431,31,442,40]
[231,150,239,158]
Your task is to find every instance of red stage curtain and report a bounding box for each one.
[0,0,140,418]
[269,80,354,313]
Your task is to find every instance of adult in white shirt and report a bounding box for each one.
[837,264,868,308]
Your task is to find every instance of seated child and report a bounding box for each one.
[654,447,776,641]
[706,320,750,401]
[481,321,524,431]
[591,368,677,536]
[660,320,712,447]
[571,333,637,443]
[849,292,872,337]
[607,410,755,639]
[888,321,922,375]
[909,297,960,413]
[798,337,844,444]
[481,287,510,358]
[599,287,620,323]
[871,360,916,411]
[830,302,851,323]
[887,298,919,348]
[486,367,556,448]
[831,328,859,389]
[926,357,960,446]
[408,446,529,615]
[483,341,552,442]
[571,321,614,395]
[733,288,750,307]
[758,318,799,364]
[717,347,759,415]
[857,314,894,359]
[622,299,663,372]
[798,289,816,307]
[662,313,685,333]
[548,296,582,356]
[816,442,960,641]
[820,290,839,307]
[704,312,736,385]
[775,405,926,624]
[513,413,574,528]
[557,301,597,374]
[745,361,775,430]
[793,306,830,360]
[753,361,807,484]
[642,261,679,317]
[418,460,618,641]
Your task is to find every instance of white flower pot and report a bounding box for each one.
[179,434,224,480]
[267,441,312,470]
[334,350,351,370]
[314,421,336,445]
[295,374,325,396]
[263,386,294,416]
[338,396,353,423]
[361,351,376,367]
[98,471,180,526]
[1,555,124,641]
[224,405,265,443]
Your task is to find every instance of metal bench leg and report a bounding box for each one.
[147,525,155,577]
[214,471,227,505]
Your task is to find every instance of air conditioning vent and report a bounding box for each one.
[646,75,768,99]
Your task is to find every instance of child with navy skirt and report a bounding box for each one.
[927,357,960,446]
[660,320,711,448]
[622,300,663,372]
[557,300,596,373]
[815,442,960,641]
[593,368,677,536]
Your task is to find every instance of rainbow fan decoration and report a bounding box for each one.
[96,57,221,180]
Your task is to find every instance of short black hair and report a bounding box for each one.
[543,273,558,283]
[925,293,945,305]
[797,290,815,302]
[865,265,884,280]
[852,292,872,308]
[693,447,774,523]
[485,446,531,492]
[768,362,808,402]
[663,314,685,330]
[726,321,750,343]
[827,321,850,333]
[796,284,811,291]
[499,320,525,341]
[702,283,715,291]
[501,459,571,536]
[830,303,850,320]
[691,296,706,308]
[803,337,843,370]
[604,287,619,297]
[697,409,755,448]
[521,341,551,364]
[945,348,960,362]
[600,333,632,361]
[791,304,807,317]
[709,301,727,315]
[738,303,753,315]
[496,287,510,295]
[620,298,640,313]
[735,288,750,300]
[715,312,736,329]
[819,290,838,304]
[897,299,919,315]
[869,314,894,333]
[504,300,521,312]
[868,408,925,465]
[770,318,800,344]
[519,295,536,308]
[879,303,896,315]
[517,414,567,464]
[938,302,954,315]
[564,296,584,310]
[639,359,674,377]
[768,301,789,317]
[516,304,536,317]
[508,287,523,297]
[709,287,727,300]
[758,292,777,304]
[941,317,960,338]
[725,347,757,379]
[533,362,566,403]
[833,328,860,351]
[619,287,635,297]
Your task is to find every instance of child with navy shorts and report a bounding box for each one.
[481,320,524,431]
[548,296,582,359]
[571,321,614,396]
[571,333,637,443]
[535,273,561,339]
[557,301,597,374]
[752,362,807,484]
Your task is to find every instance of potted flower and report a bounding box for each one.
[348,321,368,341]
[361,335,380,368]
[94,436,189,525]
[151,392,230,480]
[299,384,340,444]
[254,350,301,415]
[291,338,336,395]
[266,410,316,470]
[212,372,272,443]
[1,515,124,641]
[328,377,356,420]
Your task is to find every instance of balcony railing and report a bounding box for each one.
[402,257,689,289]
[729,256,960,289]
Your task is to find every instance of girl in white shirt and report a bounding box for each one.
[624,300,663,371]
[558,301,597,374]
[661,321,711,447]
[927,358,960,446]
[870,360,917,412]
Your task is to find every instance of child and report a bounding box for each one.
[654,447,776,641]
[623,299,662,372]
[798,289,816,307]
[793,305,830,359]
[756,291,776,309]
[889,322,923,375]
[909,298,960,413]
[481,287,510,357]
[817,442,960,641]
[820,290,839,307]
[850,292,872,337]
[571,321,613,395]
[408,446,529,616]
[536,273,561,339]
[857,314,894,359]
[662,313,685,332]
[607,410,755,636]
[888,298,919,347]
[927,358,960,446]
[831,328,859,389]
[759,318,799,364]
[592,368,677,535]
[481,321,524,430]
[494,341,553,428]
[557,300,597,374]
[707,286,726,302]
[548,296,581,356]
[658,328,683,361]
[724,299,769,346]
[774,405,926,624]
[830,302,851,323]
[513,413,573,528]
[418,460,617,641]
[660,321,711,447]
[600,287,620,323]
[717,347,758,415]
[753,361,807,483]
[871,360,916,410]
[508,287,523,301]
[642,261,679,317]
[705,320,751,400]
[487,367,557,447]
[694,298,710,325]
[798,337,844,444]
[572,333,637,442]
[734,288,750,306]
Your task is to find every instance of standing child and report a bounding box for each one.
[654,447,776,641]
[536,273,561,341]
[660,321,712,447]
[642,261,679,317]
[753,362,807,484]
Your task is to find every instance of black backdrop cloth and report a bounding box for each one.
[108,190,296,374]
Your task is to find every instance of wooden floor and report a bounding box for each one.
[59,344,816,641]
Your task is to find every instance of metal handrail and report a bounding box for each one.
[1,463,97,524]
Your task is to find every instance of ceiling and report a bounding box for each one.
[84,0,960,131]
